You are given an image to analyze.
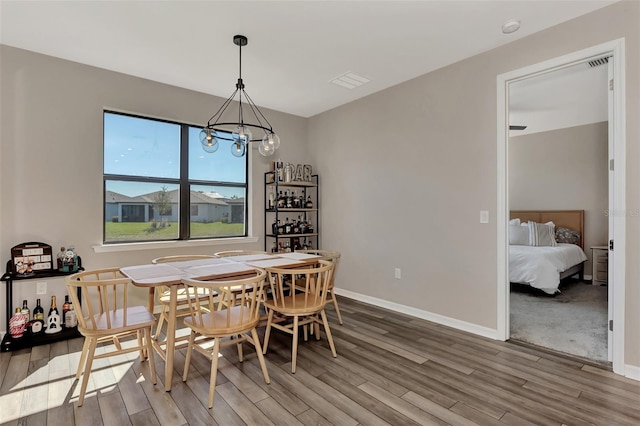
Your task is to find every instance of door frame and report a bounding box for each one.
[496,38,626,374]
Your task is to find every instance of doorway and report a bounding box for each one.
[496,39,626,374]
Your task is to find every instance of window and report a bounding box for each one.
[103,111,248,243]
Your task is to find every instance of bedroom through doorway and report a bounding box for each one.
[497,40,627,371]
[507,59,609,362]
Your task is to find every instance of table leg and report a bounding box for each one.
[147,288,155,313]
[164,284,178,392]
[144,288,156,358]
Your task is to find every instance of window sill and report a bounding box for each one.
[92,236,260,253]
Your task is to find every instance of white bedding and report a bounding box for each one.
[509,243,587,294]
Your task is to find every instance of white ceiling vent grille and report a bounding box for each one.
[588,56,610,68]
[329,72,371,89]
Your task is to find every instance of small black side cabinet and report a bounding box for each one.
[1,257,83,352]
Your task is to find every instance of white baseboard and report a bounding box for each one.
[625,364,640,380]
[334,288,498,340]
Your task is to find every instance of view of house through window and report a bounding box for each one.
[103,111,248,243]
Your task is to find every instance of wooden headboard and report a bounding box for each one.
[510,210,584,249]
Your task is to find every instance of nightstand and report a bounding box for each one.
[591,246,608,286]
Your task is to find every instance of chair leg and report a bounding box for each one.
[314,319,321,341]
[183,330,196,382]
[331,290,343,325]
[75,337,91,380]
[137,330,144,360]
[237,335,244,362]
[320,309,337,358]
[262,309,274,355]
[145,327,157,385]
[78,337,98,407]
[250,328,270,384]
[291,315,299,373]
[154,308,166,340]
[208,338,221,409]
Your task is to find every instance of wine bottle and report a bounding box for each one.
[64,300,78,328]
[62,296,70,329]
[268,189,275,209]
[33,298,44,320]
[285,217,291,234]
[21,300,30,322]
[45,295,62,334]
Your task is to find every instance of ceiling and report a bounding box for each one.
[0,0,616,119]
[509,58,609,136]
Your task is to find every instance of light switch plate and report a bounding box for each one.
[480,210,489,223]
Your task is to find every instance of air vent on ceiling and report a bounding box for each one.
[588,56,610,68]
[329,71,371,89]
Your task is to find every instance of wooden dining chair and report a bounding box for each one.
[213,250,269,306]
[151,255,217,340]
[295,249,343,325]
[262,259,336,373]
[181,268,270,408]
[65,268,157,406]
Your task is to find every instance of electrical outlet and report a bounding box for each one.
[480,210,489,223]
[394,268,401,279]
[36,281,47,295]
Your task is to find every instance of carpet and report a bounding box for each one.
[509,280,608,362]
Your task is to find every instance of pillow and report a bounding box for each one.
[528,221,557,247]
[509,218,521,226]
[509,224,529,245]
[555,226,581,245]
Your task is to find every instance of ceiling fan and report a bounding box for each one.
[509,125,527,130]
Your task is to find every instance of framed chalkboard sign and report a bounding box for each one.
[10,242,53,277]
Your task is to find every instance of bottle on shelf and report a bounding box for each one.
[272,219,280,236]
[21,299,30,322]
[285,217,291,234]
[293,216,300,234]
[62,296,71,329]
[271,241,278,253]
[277,191,285,208]
[64,299,78,329]
[45,295,62,334]
[276,159,284,182]
[268,188,275,210]
[285,191,292,208]
[33,298,44,321]
[9,308,27,338]
[305,196,314,209]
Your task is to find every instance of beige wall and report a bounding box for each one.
[509,122,609,273]
[0,45,308,326]
[308,1,639,370]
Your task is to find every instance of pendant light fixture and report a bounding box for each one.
[200,35,280,157]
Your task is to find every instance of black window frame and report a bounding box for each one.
[103,110,250,244]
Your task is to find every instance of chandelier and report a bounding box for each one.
[200,35,280,157]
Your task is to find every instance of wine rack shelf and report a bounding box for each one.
[1,258,83,352]
[264,172,319,252]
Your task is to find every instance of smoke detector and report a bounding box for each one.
[502,20,521,34]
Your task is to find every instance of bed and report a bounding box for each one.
[509,210,588,295]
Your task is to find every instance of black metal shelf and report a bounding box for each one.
[1,256,83,352]
[265,172,319,251]
[1,327,81,352]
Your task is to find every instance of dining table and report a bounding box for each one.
[120,251,321,391]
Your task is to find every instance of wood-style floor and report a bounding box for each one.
[1,296,639,425]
